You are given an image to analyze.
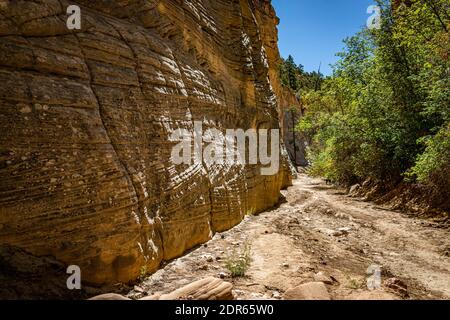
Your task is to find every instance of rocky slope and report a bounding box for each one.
[0,0,296,287]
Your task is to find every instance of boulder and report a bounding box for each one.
[89,293,131,301]
[349,184,361,195]
[313,272,334,285]
[283,282,331,300]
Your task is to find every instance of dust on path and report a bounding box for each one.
[129,174,450,300]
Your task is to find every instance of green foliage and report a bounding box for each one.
[139,265,149,281]
[347,276,364,289]
[279,55,324,94]
[224,242,252,278]
[296,0,449,190]
[407,124,450,184]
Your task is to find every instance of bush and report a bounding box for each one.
[296,0,449,189]
[408,125,450,187]
[224,242,252,278]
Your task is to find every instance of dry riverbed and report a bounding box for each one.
[127,174,450,300]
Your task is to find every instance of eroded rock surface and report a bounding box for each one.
[0,0,294,287]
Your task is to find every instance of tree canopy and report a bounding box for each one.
[292,0,449,195]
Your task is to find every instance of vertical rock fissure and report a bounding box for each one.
[173,54,216,235]
[103,19,163,262]
[73,32,144,242]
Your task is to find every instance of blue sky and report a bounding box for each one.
[272,0,375,75]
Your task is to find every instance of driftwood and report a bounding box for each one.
[89,277,234,301]
[157,277,234,300]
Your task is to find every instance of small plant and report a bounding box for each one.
[139,265,149,281]
[347,276,363,289]
[224,242,252,278]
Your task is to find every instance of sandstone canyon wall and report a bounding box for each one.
[0,0,295,286]
[251,2,305,167]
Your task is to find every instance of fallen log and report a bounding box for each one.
[147,277,234,301]
[89,277,234,301]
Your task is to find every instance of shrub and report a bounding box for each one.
[407,124,450,187]
[224,242,252,278]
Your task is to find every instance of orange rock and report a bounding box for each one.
[0,0,293,287]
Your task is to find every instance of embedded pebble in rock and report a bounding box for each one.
[219,272,227,279]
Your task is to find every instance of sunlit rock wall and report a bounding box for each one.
[0,0,292,285]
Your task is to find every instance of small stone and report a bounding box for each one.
[349,184,361,195]
[313,272,333,285]
[206,255,214,262]
[283,282,331,300]
[338,227,351,234]
[219,272,227,279]
[384,278,408,296]
[282,263,290,268]
[18,104,32,114]
[389,252,399,257]
[272,291,281,299]
[134,285,144,293]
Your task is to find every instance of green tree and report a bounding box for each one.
[296,0,449,194]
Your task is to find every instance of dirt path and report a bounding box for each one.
[128,174,450,300]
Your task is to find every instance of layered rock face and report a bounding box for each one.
[0,0,293,286]
[283,109,308,167]
[250,3,304,166]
